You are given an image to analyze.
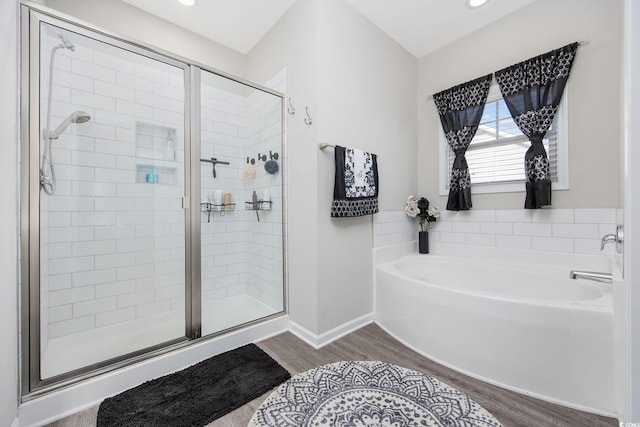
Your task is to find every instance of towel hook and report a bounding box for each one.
[287,97,296,115]
[304,106,312,126]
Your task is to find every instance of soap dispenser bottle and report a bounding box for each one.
[164,132,175,161]
[252,190,259,210]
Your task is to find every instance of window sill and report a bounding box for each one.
[439,181,569,196]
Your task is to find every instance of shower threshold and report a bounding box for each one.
[41,293,279,379]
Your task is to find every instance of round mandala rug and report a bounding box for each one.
[248,360,502,427]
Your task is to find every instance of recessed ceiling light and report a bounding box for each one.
[466,0,489,8]
[177,0,196,6]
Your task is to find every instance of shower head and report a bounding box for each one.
[48,111,91,140]
[57,33,75,51]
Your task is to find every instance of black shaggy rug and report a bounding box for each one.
[97,343,290,427]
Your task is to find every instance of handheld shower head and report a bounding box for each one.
[71,111,91,123]
[48,111,91,140]
[41,33,80,196]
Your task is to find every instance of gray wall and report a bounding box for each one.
[248,0,417,334]
[245,0,321,334]
[314,0,417,332]
[417,0,623,210]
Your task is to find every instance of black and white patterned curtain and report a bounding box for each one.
[433,74,492,211]
[495,42,578,209]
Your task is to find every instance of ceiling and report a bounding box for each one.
[121,0,536,58]
[344,0,536,58]
[120,0,298,54]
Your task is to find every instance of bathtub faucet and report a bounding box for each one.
[600,225,623,253]
[600,235,617,250]
[569,270,612,284]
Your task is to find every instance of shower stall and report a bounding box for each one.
[21,6,285,394]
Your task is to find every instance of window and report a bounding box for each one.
[439,84,568,195]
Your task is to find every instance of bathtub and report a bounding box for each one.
[374,243,617,416]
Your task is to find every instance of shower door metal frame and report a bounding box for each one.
[20,7,195,396]
[19,1,287,399]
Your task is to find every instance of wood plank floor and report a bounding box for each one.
[47,323,618,427]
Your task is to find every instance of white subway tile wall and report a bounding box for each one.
[41,31,284,342]
[199,69,285,318]
[373,209,623,255]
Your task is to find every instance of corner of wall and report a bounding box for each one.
[288,313,374,349]
[245,0,321,336]
[312,0,417,334]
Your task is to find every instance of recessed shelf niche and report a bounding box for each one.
[136,164,177,185]
[135,122,177,161]
[135,122,178,185]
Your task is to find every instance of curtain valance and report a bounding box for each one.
[432,43,578,210]
[495,42,578,208]
[433,74,492,211]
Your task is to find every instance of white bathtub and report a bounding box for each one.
[374,243,617,416]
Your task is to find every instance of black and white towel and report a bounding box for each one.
[331,145,379,217]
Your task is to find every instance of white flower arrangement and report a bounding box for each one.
[405,195,440,232]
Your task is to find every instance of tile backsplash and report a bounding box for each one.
[373,208,623,255]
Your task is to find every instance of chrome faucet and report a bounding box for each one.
[569,270,612,284]
[600,225,623,253]
[600,234,617,250]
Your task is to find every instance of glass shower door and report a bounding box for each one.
[199,70,284,336]
[25,9,286,392]
[37,21,189,379]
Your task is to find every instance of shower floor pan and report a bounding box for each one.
[41,293,278,379]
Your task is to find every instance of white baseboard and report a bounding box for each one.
[289,313,374,349]
[17,316,289,427]
[16,313,375,427]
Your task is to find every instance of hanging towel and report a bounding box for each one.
[331,145,379,217]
